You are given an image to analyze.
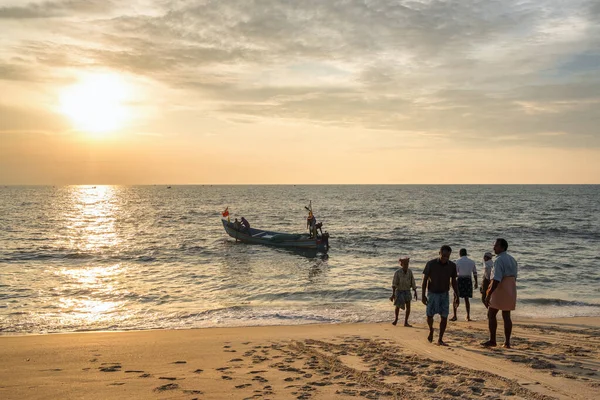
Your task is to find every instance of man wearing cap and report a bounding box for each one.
[481,252,494,305]
[422,245,459,346]
[390,257,418,327]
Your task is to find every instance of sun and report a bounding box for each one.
[60,73,130,135]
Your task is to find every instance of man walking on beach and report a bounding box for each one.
[481,252,493,305]
[422,245,459,346]
[483,238,518,348]
[390,256,418,327]
[451,248,478,321]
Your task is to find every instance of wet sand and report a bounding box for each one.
[1,317,598,399]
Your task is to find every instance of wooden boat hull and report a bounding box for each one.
[221,219,328,251]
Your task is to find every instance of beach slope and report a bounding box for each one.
[1,317,598,399]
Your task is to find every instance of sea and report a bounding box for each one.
[1,185,599,335]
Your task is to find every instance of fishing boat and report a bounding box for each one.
[220,205,329,251]
[221,219,329,251]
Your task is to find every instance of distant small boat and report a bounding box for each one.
[221,219,329,251]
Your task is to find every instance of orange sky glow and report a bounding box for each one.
[1,0,599,184]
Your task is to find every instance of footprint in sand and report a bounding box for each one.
[235,384,252,389]
[153,383,179,392]
[530,359,556,369]
[221,375,233,380]
[193,369,204,374]
[308,380,331,387]
[139,373,152,378]
[252,355,269,363]
[280,366,304,374]
[158,377,178,381]
[183,389,203,395]
[252,376,268,383]
[172,360,187,364]
[470,385,482,394]
[99,365,121,372]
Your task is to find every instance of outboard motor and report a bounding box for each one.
[321,231,330,249]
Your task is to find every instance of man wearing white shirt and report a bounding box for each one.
[450,248,478,321]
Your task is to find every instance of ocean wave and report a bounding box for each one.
[63,252,94,260]
[136,255,156,262]
[520,298,600,307]
[246,288,387,302]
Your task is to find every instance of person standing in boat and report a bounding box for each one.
[240,217,251,233]
[307,211,317,238]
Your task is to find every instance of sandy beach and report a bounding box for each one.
[1,317,598,399]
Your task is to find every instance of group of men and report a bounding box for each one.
[232,216,251,233]
[390,238,518,348]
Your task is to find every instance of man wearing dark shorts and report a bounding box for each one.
[390,256,418,327]
[451,248,478,321]
[422,245,459,346]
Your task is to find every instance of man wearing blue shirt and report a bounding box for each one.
[483,238,518,348]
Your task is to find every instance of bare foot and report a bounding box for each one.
[466,316,472,321]
[427,331,434,343]
[404,323,412,327]
[502,343,511,349]
[449,316,457,322]
[437,340,448,346]
[392,320,397,326]
[481,340,497,347]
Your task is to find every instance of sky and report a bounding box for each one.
[1,0,599,184]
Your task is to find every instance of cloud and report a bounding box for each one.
[1,0,599,147]
[0,62,37,81]
[537,131,567,136]
[0,0,114,19]
[0,103,69,132]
